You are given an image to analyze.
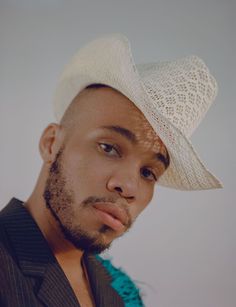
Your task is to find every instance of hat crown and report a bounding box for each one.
[54,34,222,190]
[137,56,218,137]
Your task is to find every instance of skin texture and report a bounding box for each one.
[25,86,169,286]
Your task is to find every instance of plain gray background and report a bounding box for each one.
[1,1,235,306]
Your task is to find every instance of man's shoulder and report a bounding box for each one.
[95,254,144,307]
[0,198,19,242]
[0,204,10,247]
[0,198,26,260]
[0,220,18,284]
[0,204,15,263]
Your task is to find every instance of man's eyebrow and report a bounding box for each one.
[101,125,137,144]
[100,125,170,169]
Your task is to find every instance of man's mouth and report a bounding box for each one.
[93,202,128,232]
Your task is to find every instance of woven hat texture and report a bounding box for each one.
[53,33,222,190]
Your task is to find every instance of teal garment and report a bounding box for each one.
[95,255,145,307]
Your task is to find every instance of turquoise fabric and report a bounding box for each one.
[95,255,144,307]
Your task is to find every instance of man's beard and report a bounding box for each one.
[43,148,113,254]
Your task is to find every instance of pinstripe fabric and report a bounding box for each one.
[0,198,124,307]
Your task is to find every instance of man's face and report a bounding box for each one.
[44,87,169,253]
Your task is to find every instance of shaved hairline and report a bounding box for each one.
[60,84,110,130]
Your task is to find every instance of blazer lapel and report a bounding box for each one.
[1,198,80,307]
[84,253,124,307]
[37,261,80,307]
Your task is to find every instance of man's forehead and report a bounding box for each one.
[88,86,163,146]
[63,86,168,154]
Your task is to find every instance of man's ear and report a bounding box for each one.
[39,123,63,163]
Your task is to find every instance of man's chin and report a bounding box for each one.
[62,226,113,254]
[71,238,112,254]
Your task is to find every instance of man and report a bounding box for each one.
[0,34,222,307]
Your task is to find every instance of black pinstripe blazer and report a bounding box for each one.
[0,198,124,307]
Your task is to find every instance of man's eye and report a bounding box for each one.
[141,167,157,182]
[99,143,120,157]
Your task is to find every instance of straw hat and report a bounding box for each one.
[53,33,222,190]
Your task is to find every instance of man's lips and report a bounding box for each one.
[93,202,128,232]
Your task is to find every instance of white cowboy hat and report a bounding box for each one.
[53,33,222,190]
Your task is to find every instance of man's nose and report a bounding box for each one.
[106,168,139,202]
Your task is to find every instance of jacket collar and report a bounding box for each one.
[1,198,124,307]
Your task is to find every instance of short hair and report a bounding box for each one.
[85,83,108,90]
[60,84,109,130]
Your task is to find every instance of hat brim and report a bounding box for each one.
[53,33,222,190]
